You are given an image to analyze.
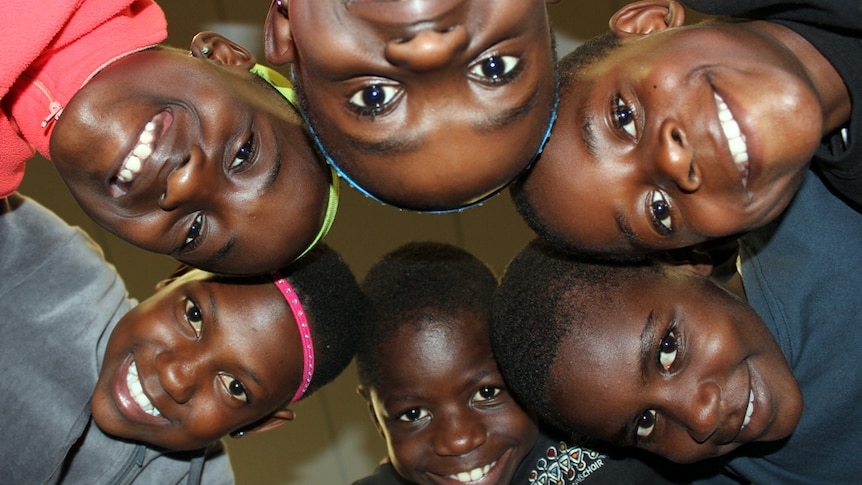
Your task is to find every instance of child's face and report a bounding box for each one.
[91,271,301,451]
[50,48,331,275]
[275,0,557,210]
[547,268,801,464]
[362,314,537,484]
[521,22,823,255]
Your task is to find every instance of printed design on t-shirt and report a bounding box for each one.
[528,442,604,485]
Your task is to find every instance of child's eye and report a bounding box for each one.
[473,386,502,402]
[636,409,657,438]
[218,373,249,402]
[649,191,673,234]
[397,407,430,423]
[659,330,679,371]
[613,97,638,138]
[182,213,204,250]
[468,55,520,84]
[230,133,255,170]
[184,298,203,336]
[349,83,401,118]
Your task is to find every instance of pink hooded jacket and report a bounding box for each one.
[0,0,167,198]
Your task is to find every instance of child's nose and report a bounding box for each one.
[156,351,197,405]
[158,149,212,211]
[654,119,701,193]
[676,381,722,444]
[432,409,487,456]
[384,25,469,72]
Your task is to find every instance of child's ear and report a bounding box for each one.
[264,0,296,66]
[357,385,386,439]
[190,31,257,71]
[238,408,296,438]
[610,0,686,39]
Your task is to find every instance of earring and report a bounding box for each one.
[230,429,245,439]
[200,45,212,57]
[276,0,288,17]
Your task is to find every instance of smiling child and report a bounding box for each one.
[492,168,862,483]
[512,0,857,259]
[264,0,559,212]
[2,1,338,276]
[354,242,679,485]
[0,193,364,483]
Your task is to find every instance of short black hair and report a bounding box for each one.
[281,244,366,400]
[490,238,659,430]
[356,242,498,389]
[556,31,619,94]
[511,31,635,262]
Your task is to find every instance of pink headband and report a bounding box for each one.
[273,272,315,404]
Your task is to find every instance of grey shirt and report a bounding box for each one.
[0,194,234,484]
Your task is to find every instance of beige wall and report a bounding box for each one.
[18,2,650,483]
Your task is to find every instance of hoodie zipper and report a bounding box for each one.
[29,78,64,129]
[29,43,160,131]
[106,444,146,485]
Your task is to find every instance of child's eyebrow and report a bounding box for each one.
[239,364,265,396]
[207,291,218,323]
[200,236,237,269]
[640,310,658,382]
[614,208,650,251]
[619,417,638,447]
[259,143,282,195]
[475,86,541,134]
[581,113,600,160]
[465,367,494,389]
[347,130,422,156]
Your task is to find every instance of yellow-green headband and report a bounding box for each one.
[250,63,298,107]
[295,167,339,261]
[250,64,339,260]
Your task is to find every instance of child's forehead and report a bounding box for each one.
[382,317,493,366]
[397,316,487,349]
[374,324,499,395]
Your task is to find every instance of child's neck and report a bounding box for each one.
[750,20,850,134]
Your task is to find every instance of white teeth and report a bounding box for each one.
[139,122,156,143]
[116,120,159,184]
[126,361,161,417]
[448,461,495,483]
[124,156,142,173]
[722,117,741,138]
[728,137,748,159]
[132,143,153,159]
[742,390,754,429]
[714,93,750,187]
[117,169,134,183]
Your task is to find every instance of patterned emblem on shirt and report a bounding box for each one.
[528,442,605,484]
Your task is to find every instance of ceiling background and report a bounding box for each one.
[19,1,687,483]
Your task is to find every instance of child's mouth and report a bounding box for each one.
[714,92,750,188]
[110,111,172,198]
[125,360,161,418]
[741,389,754,430]
[447,460,496,483]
